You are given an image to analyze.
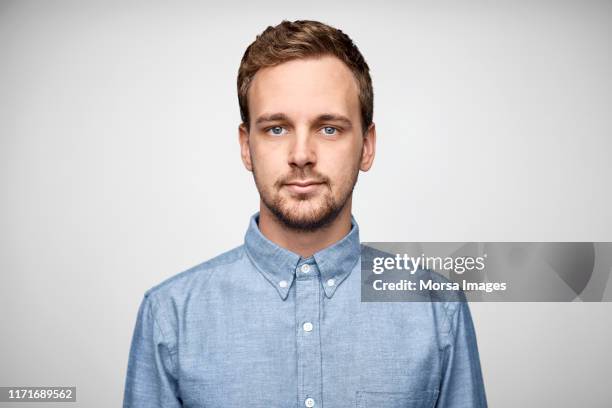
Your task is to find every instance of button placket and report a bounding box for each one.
[295,262,322,408]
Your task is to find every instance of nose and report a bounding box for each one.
[288,127,316,168]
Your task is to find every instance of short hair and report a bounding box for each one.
[237,20,373,134]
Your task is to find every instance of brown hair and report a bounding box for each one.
[237,20,373,134]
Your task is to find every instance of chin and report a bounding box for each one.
[282,207,326,223]
[280,200,342,229]
[283,196,327,214]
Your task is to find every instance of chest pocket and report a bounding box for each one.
[356,390,438,408]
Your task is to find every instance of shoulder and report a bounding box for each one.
[135,245,245,349]
[412,267,469,339]
[143,244,245,306]
[360,243,468,338]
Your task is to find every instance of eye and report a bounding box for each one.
[321,126,338,136]
[267,126,287,136]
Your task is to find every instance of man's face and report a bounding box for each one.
[239,55,375,231]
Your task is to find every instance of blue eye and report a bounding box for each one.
[267,126,286,136]
[322,126,337,136]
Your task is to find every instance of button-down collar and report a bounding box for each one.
[244,212,361,300]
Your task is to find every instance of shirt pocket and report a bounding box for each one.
[355,390,438,408]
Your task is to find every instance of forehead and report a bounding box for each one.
[247,55,360,121]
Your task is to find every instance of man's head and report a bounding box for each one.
[238,20,376,232]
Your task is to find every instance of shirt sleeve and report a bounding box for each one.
[435,301,488,408]
[123,293,182,408]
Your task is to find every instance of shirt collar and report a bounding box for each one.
[244,211,361,300]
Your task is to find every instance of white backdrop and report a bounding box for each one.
[1,1,611,406]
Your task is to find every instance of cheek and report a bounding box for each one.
[252,145,285,181]
[320,155,360,188]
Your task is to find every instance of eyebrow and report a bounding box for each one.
[255,113,290,125]
[254,113,353,128]
[316,114,353,127]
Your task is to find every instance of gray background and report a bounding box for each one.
[1,0,611,407]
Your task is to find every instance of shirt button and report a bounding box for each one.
[304,397,315,407]
[279,280,288,288]
[300,264,311,273]
[302,322,313,332]
[327,278,335,287]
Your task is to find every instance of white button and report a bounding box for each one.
[303,322,313,332]
[327,278,335,287]
[279,280,288,288]
[304,397,315,407]
[300,264,311,273]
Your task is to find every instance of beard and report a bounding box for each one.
[252,163,359,232]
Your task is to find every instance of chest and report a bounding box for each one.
[175,280,442,408]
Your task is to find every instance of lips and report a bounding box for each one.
[285,180,323,187]
[283,180,324,194]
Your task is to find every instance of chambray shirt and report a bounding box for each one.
[123,212,487,408]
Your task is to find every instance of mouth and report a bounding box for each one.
[283,180,325,195]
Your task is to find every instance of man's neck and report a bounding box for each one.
[258,199,353,258]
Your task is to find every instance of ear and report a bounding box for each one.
[238,123,253,172]
[360,122,376,171]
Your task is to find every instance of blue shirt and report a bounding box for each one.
[123,212,487,407]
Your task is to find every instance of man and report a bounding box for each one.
[123,20,487,407]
